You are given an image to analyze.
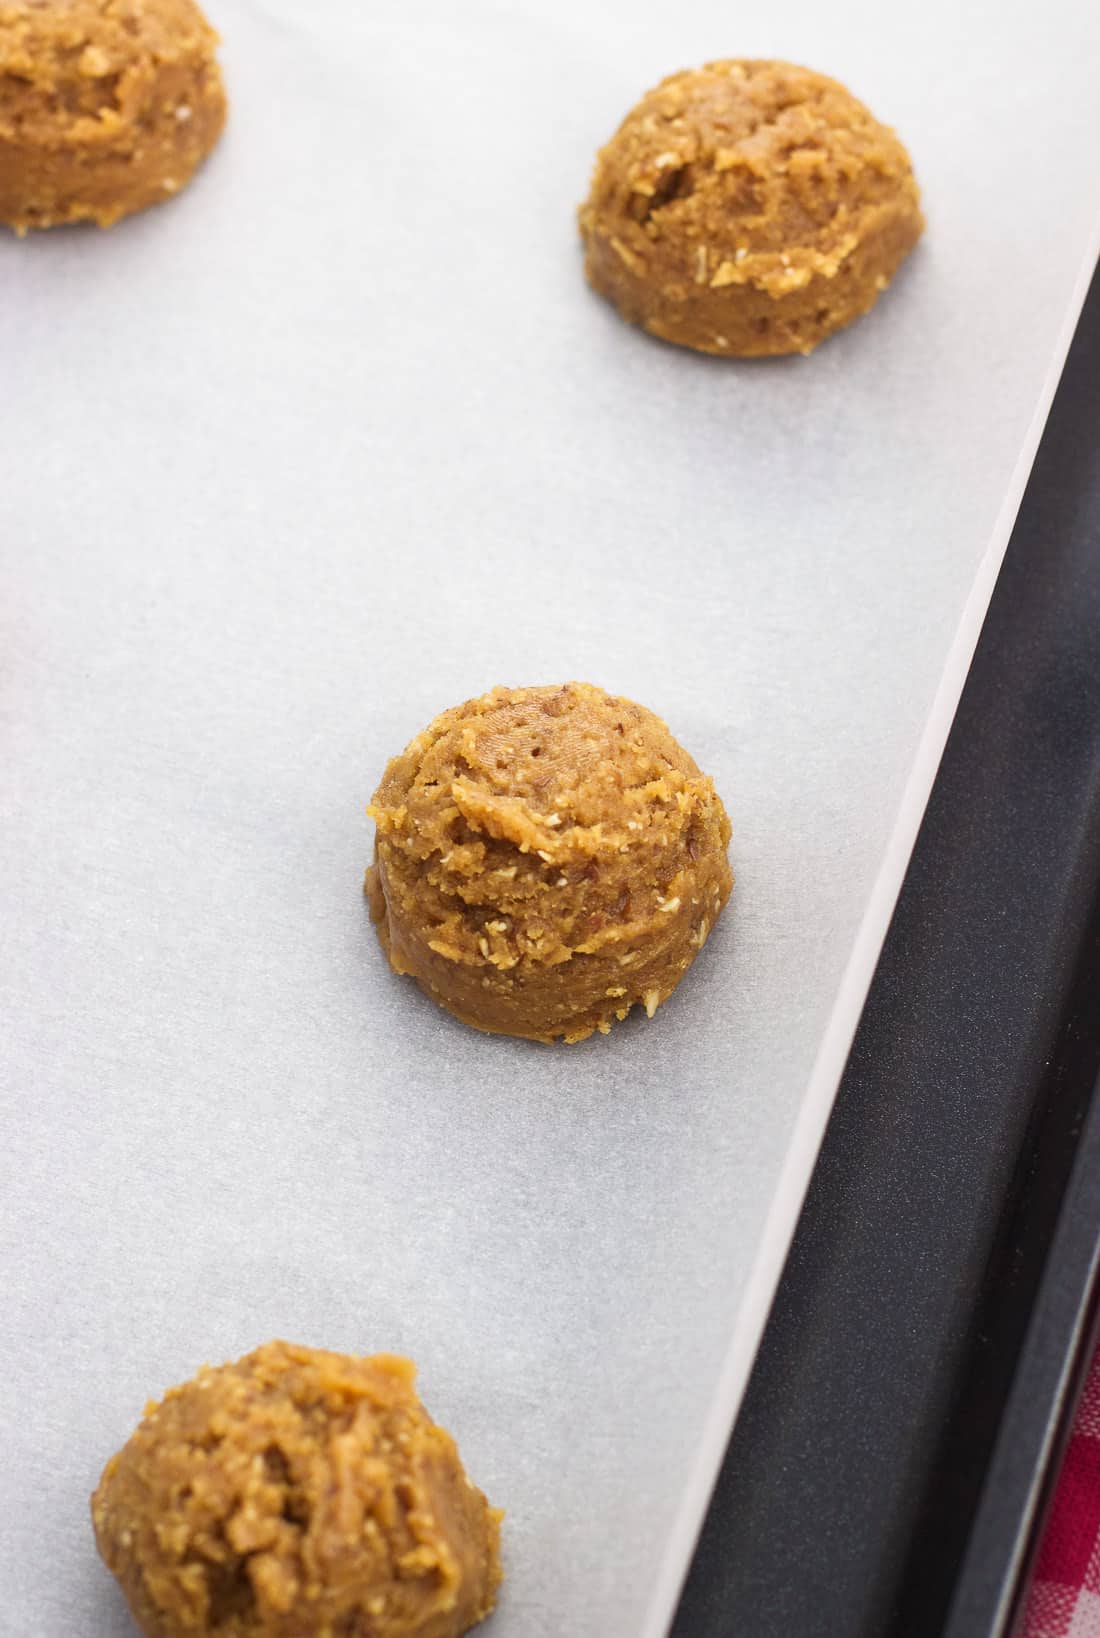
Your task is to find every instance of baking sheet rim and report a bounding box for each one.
[642,222,1100,1638]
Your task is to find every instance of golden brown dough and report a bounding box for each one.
[366,682,733,1044]
[579,59,923,356]
[0,0,226,233]
[92,1342,502,1638]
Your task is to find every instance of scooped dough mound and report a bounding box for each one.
[0,0,226,233]
[578,59,923,356]
[92,1342,503,1638]
[366,682,733,1044]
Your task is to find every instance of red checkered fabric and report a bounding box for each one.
[1022,1344,1100,1637]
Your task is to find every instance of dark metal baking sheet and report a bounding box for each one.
[3,9,1099,1634]
[673,264,1100,1638]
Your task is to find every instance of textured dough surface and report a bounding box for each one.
[366,682,733,1043]
[579,58,923,356]
[92,1342,502,1638]
[0,0,225,232]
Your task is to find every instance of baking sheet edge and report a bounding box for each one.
[645,218,1100,1638]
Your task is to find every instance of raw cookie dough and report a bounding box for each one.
[92,1342,502,1638]
[0,0,226,233]
[366,682,733,1043]
[578,59,923,357]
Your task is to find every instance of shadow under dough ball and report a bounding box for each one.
[366,682,733,1044]
[579,59,923,356]
[92,1342,502,1638]
[0,0,226,232]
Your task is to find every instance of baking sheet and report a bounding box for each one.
[3,2,1100,1633]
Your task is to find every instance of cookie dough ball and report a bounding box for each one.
[366,682,732,1044]
[0,0,226,233]
[578,59,923,356]
[92,1342,502,1638]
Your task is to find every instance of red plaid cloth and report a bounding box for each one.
[1022,1344,1100,1637]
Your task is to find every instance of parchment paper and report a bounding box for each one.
[3,2,1100,1633]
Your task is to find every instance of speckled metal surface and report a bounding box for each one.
[674,269,1100,1638]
